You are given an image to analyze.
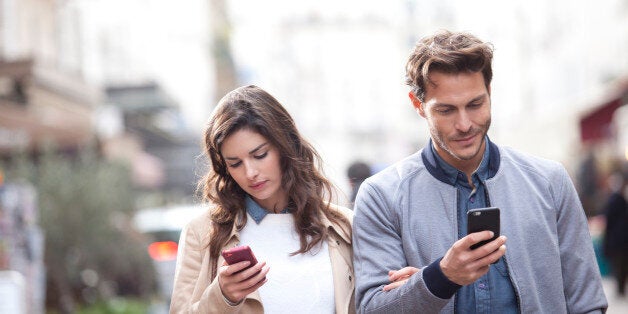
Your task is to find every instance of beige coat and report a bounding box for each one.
[169,205,355,313]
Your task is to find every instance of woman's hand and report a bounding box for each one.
[218,260,269,304]
[382,266,420,291]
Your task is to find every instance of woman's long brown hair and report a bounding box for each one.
[199,85,350,261]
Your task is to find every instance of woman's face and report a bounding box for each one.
[220,128,287,212]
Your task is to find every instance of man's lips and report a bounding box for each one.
[453,132,477,144]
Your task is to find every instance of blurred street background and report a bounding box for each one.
[0,0,627,313]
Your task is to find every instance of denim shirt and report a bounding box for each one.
[431,140,518,313]
[246,196,290,224]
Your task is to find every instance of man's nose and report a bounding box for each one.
[455,111,472,132]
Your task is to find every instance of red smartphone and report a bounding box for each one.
[221,245,263,278]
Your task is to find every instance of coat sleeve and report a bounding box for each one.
[554,166,608,313]
[169,219,246,313]
[352,181,451,314]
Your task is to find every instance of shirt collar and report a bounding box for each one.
[431,136,491,185]
[245,195,290,224]
[235,198,352,245]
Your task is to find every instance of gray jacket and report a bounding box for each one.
[353,139,607,313]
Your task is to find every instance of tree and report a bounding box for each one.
[4,146,156,312]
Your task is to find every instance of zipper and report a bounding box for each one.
[484,182,522,313]
[453,188,459,312]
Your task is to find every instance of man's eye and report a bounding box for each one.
[254,152,268,159]
[436,108,453,114]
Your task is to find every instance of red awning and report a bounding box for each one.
[580,97,624,143]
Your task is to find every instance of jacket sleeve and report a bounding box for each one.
[554,166,608,313]
[352,181,451,314]
[169,220,246,313]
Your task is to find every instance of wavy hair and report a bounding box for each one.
[199,85,350,261]
[405,30,494,102]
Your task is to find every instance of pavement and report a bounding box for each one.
[602,276,628,313]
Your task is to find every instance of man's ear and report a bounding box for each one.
[409,92,426,117]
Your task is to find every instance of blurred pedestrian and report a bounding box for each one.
[603,171,628,296]
[170,85,355,313]
[577,149,603,216]
[352,30,608,313]
[346,161,371,206]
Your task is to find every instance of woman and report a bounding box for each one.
[170,85,355,313]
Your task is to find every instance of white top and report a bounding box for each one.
[239,213,335,314]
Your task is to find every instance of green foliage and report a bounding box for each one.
[4,145,157,311]
[76,298,149,314]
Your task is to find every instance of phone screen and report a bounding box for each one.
[467,207,500,250]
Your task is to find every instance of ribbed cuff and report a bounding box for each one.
[222,294,244,306]
[422,257,461,299]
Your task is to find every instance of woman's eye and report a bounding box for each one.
[254,152,268,159]
[228,161,242,168]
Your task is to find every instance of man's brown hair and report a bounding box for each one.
[405,30,494,101]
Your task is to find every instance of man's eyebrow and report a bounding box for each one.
[433,94,488,107]
[224,143,268,160]
[467,94,487,104]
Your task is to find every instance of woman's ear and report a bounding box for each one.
[408,92,426,117]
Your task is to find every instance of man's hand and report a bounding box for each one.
[218,260,269,304]
[383,266,420,291]
[440,231,507,285]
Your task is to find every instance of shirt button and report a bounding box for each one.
[336,240,340,245]
[478,283,486,289]
[349,275,352,281]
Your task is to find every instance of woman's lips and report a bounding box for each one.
[249,181,267,190]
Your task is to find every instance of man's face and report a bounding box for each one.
[410,71,491,173]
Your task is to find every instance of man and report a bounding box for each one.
[602,170,628,297]
[352,30,608,313]
[347,161,372,206]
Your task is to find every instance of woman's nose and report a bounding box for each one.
[244,162,259,179]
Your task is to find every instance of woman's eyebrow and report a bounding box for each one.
[224,142,268,160]
[248,142,268,154]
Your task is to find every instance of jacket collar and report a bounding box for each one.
[321,204,352,244]
[421,136,500,186]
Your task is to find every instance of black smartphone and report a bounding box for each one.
[467,207,500,250]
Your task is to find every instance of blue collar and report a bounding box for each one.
[431,137,491,185]
[422,136,499,186]
[245,196,290,224]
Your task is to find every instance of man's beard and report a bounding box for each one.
[431,118,491,161]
